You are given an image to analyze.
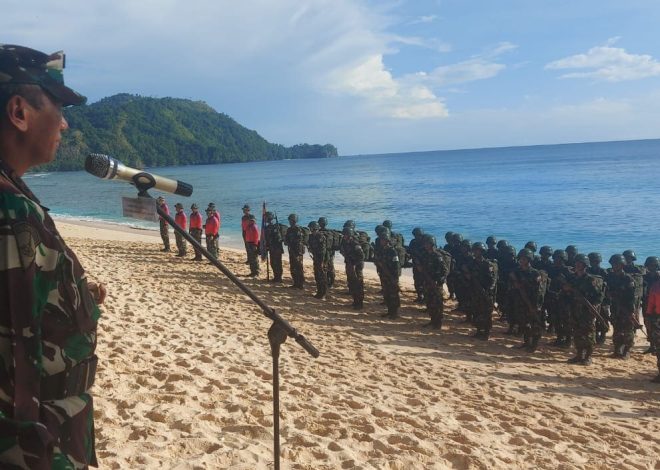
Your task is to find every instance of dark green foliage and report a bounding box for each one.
[46,94,338,171]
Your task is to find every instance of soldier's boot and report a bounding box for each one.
[504,324,515,335]
[610,343,623,358]
[517,334,531,349]
[386,308,399,319]
[561,336,573,348]
[314,292,325,299]
[567,349,583,364]
[430,313,443,330]
[526,335,540,352]
[579,346,593,366]
[620,344,631,360]
[595,330,607,345]
[415,293,425,304]
[482,329,491,340]
[643,345,657,354]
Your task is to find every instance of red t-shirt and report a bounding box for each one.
[245,222,260,244]
[159,203,170,223]
[174,211,187,230]
[189,212,203,229]
[205,216,219,236]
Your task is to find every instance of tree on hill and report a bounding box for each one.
[46,93,338,171]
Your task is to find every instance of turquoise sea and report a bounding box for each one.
[25,138,660,261]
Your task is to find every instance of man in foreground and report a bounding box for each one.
[0,44,105,468]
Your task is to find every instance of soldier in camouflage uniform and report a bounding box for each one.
[307,221,328,299]
[642,256,660,355]
[408,227,426,303]
[497,244,518,333]
[285,213,306,289]
[157,196,171,252]
[382,220,406,272]
[643,257,660,382]
[0,44,103,468]
[485,236,498,261]
[466,243,497,340]
[376,232,401,319]
[318,217,336,288]
[607,254,637,359]
[546,249,574,346]
[587,252,610,344]
[419,235,449,330]
[263,212,284,282]
[509,249,544,352]
[622,249,645,317]
[563,255,605,365]
[340,227,365,309]
[453,239,474,319]
[533,245,553,272]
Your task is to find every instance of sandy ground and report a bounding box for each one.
[56,220,660,470]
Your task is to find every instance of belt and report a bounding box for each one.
[41,355,97,401]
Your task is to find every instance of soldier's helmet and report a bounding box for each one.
[382,220,393,229]
[574,254,590,267]
[525,241,538,252]
[539,245,553,256]
[288,213,298,222]
[644,256,660,270]
[496,239,509,250]
[486,236,497,246]
[565,245,578,256]
[342,226,355,237]
[308,221,319,231]
[422,234,437,248]
[552,249,568,262]
[191,203,199,210]
[445,231,455,242]
[242,204,250,211]
[502,245,516,256]
[472,242,486,252]
[318,217,328,227]
[518,248,533,261]
[343,219,356,229]
[460,239,472,249]
[412,227,424,237]
[451,233,464,244]
[622,249,637,261]
[609,254,625,266]
[265,211,274,220]
[375,225,389,237]
[588,252,602,264]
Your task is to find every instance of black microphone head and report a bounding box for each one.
[175,181,193,197]
[85,153,112,178]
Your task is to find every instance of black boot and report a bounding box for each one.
[579,346,593,366]
[526,335,540,352]
[517,334,531,349]
[567,349,583,364]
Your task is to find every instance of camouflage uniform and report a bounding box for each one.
[466,248,497,339]
[546,258,574,345]
[606,270,636,357]
[285,222,306,288]
[566,270,605,364]
[587,261,610,344]
[420,243,449,329]
[307,227,328,298]
[0,160,100,469]
[158,198,170,251]
[509,263,544,351]
[340,233,365,309]
[375,237,401,318]
[408,232,425,302]
[318,219,336,288]
[264,219,284,282]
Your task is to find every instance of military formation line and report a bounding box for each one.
[155,198,660,384]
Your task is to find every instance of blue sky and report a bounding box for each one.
[3,0,660,154]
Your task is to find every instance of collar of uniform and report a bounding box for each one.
[0,158,47,208]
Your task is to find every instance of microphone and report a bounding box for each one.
[84,153,193,197]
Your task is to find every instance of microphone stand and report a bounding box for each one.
[132,174,319,470]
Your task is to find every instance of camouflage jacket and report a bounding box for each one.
[264,223,284,253]
[284,225,306,255]
[605,270,636,313]
[307,231,327,262]
[0,160,100,469]
[341,238,365,265]
[420,249,448,286]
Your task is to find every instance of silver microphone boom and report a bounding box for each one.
[85,153,193,197]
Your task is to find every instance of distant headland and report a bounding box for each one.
[49,93,338,171]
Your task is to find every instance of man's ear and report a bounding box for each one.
[5,95,31,132]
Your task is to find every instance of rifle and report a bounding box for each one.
[509,271,540,317]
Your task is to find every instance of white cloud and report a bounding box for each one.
[407,15,438,25]
[546,40,660,82]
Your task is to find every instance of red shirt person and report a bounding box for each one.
[173,203,188,257]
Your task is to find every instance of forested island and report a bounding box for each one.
[49,94,338,171]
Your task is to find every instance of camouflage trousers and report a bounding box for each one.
[268,249,283,281]
[471,291,494,333]
[159,220,170,250]
[289,251,305,288]
[206,234,219,258]
[412,263,424,297]
[326,252,335,288]
[611,306,635,350]
[345,260,364,305]
[570,306,596,350]
[647,315,660,373]
[174,231,187,256]
[424,281,443,326]
[189,228,203,259]
[312,257,327,297]
[247,243,260,275]
[523,308,545,339]
[381,274,400,315]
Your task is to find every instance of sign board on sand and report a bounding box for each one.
[122,196,158,222]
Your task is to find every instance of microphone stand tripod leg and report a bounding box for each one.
[268,322,288,470]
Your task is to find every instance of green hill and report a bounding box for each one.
[50,93,338,171]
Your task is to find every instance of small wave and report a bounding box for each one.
[52,213,159,232]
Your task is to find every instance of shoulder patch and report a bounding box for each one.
[12,221,40,269]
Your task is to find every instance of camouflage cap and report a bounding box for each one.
[242,204,250,210]
[0,44,86,106]
[174,202,183,209]
[191,203,199,209]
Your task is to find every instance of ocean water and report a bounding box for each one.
[25,139,660,261]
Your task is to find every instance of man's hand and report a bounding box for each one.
[88,282,107,305]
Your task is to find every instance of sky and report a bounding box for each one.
[3,0,660,155]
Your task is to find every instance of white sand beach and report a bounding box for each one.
[56,219,660,470]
